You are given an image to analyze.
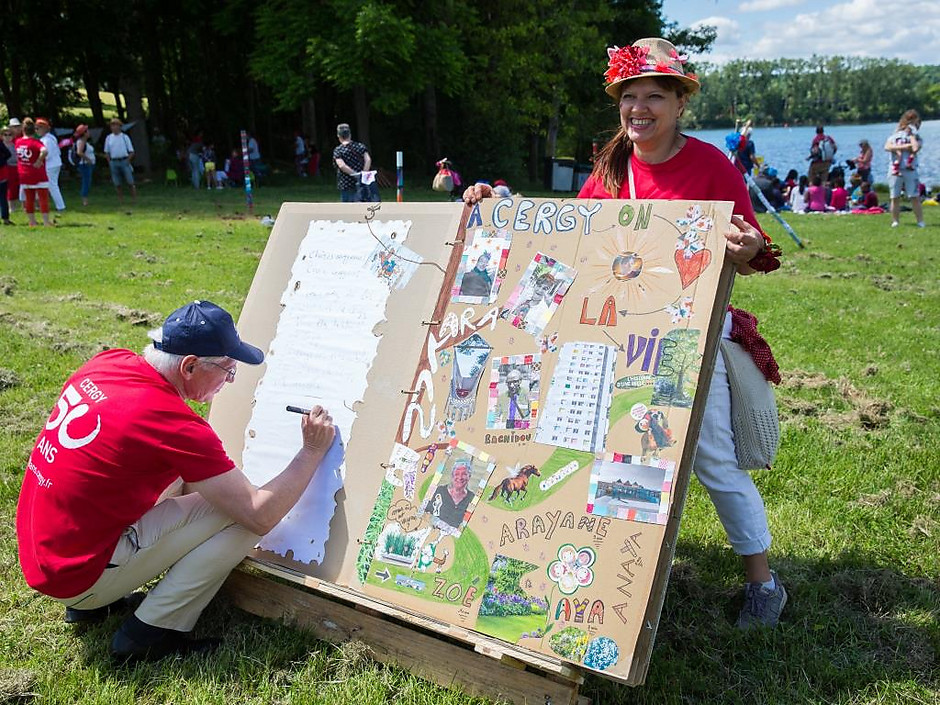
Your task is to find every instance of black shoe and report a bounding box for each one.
[64,592,146,624]
[111,614,222,663]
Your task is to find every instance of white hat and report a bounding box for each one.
[8,118,21,127]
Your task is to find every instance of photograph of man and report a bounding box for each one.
[489,361,539,430]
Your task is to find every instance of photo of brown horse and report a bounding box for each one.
[488,464,541,505]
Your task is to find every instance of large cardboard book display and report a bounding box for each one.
[210,198,734,687]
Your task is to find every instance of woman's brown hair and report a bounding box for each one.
[22,117,36,136]
[590,76,691,196]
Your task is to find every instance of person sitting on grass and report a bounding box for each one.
[16,300,337,662]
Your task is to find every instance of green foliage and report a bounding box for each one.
[689,57,939,128]
[356,479,396,582]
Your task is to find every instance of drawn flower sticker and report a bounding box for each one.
[547,544,596,595]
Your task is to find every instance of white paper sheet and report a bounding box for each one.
[242,218,412,563]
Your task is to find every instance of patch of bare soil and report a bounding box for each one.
[779,370,893,430]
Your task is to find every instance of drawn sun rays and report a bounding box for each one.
[586,227,679,315]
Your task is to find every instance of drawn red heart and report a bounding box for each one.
[675,248,712,289]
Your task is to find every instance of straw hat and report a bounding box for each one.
[604,37,700,99]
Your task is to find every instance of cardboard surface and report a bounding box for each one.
[210,198,735,685]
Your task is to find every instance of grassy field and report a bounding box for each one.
[0,173,937,704]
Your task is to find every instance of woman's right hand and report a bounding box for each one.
[463,182,494,205]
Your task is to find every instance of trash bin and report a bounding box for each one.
[575,162,593,191]
[550,158,576,191]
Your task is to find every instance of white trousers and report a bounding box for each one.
[59,490,258,631]
[692,314,772,556]
[46,165,65,210]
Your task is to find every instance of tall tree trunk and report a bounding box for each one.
[528,132,540,184]
[545,95,561,159]
[80,53,105,127]
[122,78,152,175]
[424,84,440,171]
[354,85,370,148]
[301,96,317,146]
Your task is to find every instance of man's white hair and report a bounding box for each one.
[143,327,227,376]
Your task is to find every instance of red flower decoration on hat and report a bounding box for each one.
[605,45,650,85]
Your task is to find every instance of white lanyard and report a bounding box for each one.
[627,155,637,199]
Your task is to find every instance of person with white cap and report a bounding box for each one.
[16,300,337,661]
[466,38,787,630]
[35,118,66,211]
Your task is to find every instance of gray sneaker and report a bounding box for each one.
[736,570,787,629]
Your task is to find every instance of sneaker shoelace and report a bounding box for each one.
[743,583,771,619]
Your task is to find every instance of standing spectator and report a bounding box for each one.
[15,117,53,227]
[307,144,320,178]
[103,118,137,203]
[73,124,96,206]
[203,143,219,189]
[294,131,307,177]
[853,139,873,183]
[246,133,260,163]
[225,148,244,187]
[186,133,205,189]
[0,126,13,224]
[735,120,756,175]
[36,118,66,212]
[885,109,924,228]
[332,123,373,203]
[808,125,837,185]
[4,122,19,219]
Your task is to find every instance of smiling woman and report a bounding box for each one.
[577,36,789,630]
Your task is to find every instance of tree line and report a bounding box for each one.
[689,57,939,129]
[1,0,935,185]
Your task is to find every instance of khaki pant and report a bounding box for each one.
[60,490,259,632]
[808,159,831,185]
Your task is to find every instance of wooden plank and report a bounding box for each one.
[223,569,581,705]
[247,558,582,681]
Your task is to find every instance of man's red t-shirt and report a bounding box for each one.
[578,136,762,233]
[16,349,235,598]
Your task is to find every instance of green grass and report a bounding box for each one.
[1,176,938,704]
[474,614,547,644]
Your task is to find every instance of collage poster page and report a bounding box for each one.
[357,197,732,681]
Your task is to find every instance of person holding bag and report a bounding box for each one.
[465,38,786,629]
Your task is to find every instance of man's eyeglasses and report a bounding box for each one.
[203,361,236,382]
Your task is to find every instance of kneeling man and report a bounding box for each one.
[16,300,335,660]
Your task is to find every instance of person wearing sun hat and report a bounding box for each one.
[16,299,337,661]
[464,37,787,630]
[72,124,96,206]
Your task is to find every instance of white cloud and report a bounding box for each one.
[688,0,940,64]
[738,0,805,12]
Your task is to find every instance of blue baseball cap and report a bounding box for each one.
[155,300,264,364]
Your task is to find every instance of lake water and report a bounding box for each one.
[686,120,939,189]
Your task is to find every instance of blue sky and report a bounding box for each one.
[660,0,940,66]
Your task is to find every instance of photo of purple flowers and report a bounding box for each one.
[475,554,550,644]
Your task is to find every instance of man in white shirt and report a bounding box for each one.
[36,118,66,211]
[103,118,137,202]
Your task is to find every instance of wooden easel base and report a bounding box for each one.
[223,565,587,705]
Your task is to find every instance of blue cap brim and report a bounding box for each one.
[230,341,265,365]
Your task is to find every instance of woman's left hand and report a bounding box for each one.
[724,215,765,271]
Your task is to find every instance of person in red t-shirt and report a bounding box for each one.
[14,117,53,227]
[465,38,787,630]
[16,300,336,661]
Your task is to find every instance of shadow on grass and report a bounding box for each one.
[64,544,937,705]
[584,540,939,704]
